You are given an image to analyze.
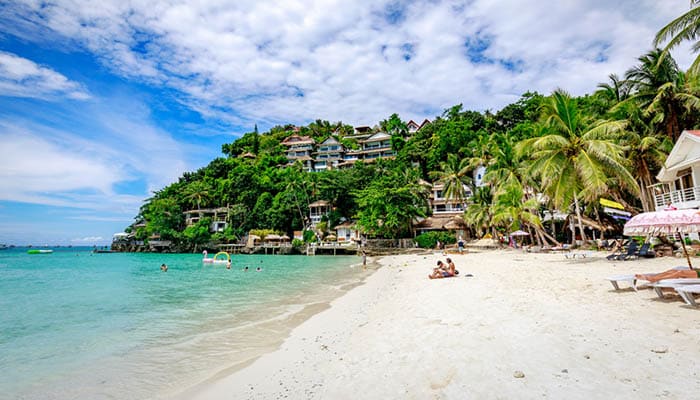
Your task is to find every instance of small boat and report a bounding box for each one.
[28,249,53,254]
[0,244,8,250]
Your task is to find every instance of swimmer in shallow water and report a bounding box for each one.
[160,263,168,272]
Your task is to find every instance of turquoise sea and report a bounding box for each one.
[0,247,366,399]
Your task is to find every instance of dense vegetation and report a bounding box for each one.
[126,7,700,251]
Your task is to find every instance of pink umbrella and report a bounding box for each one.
[624,209,700,268]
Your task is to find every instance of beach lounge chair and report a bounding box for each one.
[607,241,637,261]
[626,243,651,260]
[606,249,623,260]
[619,241,640,260]
[650,278,700,299]
[606,266,690,291]
[565,250,593,259]
[675,284,700,306]
[637,243,656,258]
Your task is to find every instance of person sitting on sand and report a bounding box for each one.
[429,260,455,279]
[635,268,699,282]
[446,257,459,276]
[429,260,445,277]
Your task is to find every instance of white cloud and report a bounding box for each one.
[2,0,695,126]
[0,51,90,100]
[0,98,190,212]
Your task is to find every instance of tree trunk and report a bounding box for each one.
[573,194,588,244]
[594,207,605,241]
[549,208,557,237]
[537,227,560,246]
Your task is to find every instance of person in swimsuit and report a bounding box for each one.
[635,268,699,282]
[446,258,458,276]
[429,260,455,279]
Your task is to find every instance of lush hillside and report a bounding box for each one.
[124,49,700,252]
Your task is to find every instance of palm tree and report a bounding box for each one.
[482,134,529,192]
[183,181,210,211]
[490,181,542,244]
[654,1,700,73]
[622,49,700,141]
[523,89,638,243]
[596,73,631,105]
[429,153,472,206]
[619,105,672,211]
[644,71,700,141]
[464,186,493,238]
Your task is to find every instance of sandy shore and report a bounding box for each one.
[185,249,700,399]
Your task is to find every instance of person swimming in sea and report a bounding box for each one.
[160,263,168,272]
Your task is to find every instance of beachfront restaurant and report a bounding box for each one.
[413,215,468,239]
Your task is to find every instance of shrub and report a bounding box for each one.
[303,229,316,243]
[415,231,456,249]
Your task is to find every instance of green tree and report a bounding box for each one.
[354,169,429,238]
[381,113,409,152]
[183,181,211,210]
[490,181,542,239]
[596,74,631,106]
[654,1,700,73]
[619,104,673,211]
[182,217,212,252]
[622,49,700,141]
[429,153,472,205]
[464,186,493,238]
[523,89,638,243]
[141,197,183,241]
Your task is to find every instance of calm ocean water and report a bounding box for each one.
[0,247,364,399]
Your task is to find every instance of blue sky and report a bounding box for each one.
[0,0,694,245]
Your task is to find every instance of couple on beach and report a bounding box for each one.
[429,257,457,279]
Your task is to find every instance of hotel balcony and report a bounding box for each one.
[652,185,700,210]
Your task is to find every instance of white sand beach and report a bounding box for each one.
[186,249,700,399]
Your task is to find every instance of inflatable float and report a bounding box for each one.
[202,250,231,264]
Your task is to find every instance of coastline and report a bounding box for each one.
[0,251,371,400]
[184,249,700,399]
[172,257,381,399]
